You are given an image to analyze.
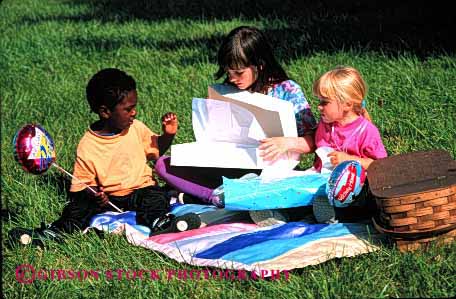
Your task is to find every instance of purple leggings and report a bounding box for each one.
[154,156,261,204]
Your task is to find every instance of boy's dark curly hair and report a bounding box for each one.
[86,68,136,113]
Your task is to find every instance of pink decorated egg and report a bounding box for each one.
[13,124,56,174]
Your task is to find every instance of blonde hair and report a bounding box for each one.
[312,66,371,121]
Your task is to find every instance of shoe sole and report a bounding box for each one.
[175,213,201,232]
[313,196,337,224]
[151,213,201,236]
[249,210,287,227]
[20,234,32,245]
[176,220,189,231]
[8,228,45,247]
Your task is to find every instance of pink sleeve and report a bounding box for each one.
[361,124,387,159]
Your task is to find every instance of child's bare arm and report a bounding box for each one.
[258,135,316,162]
[157,112,178,156]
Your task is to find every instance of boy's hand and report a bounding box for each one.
[90,186,109,207]
[157,112,178,156]
[161,112,178,135]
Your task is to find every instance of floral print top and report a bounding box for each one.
[268,80,317,136]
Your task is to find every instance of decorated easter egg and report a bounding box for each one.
[326,160,366,207]
[13,124,56,174]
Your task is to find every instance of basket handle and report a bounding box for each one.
[372,216,456,240]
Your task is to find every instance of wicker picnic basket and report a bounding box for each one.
[368,150,456,252]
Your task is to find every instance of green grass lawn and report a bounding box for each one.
[1,0,455,298]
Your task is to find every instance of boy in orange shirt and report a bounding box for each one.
[9,68,200,246]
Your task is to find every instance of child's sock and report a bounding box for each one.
[209,194,225,208]
[209,185,225,208]
[166,190,207,205]
[168,193,183,210]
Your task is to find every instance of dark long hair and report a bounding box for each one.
[214,26,289,94]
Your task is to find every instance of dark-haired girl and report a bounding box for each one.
[156,26,317,208]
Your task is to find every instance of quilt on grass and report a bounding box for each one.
[89,205,381,275]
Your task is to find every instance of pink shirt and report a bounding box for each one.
[314,116,387,171]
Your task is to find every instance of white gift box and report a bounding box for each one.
[170,84,299,169]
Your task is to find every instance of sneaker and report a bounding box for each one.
[312,196,338,224]
[8,222,63,247]
[150,213,201,236]
[249,209,288,227]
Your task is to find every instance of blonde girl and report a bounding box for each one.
[313,66,387,171]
